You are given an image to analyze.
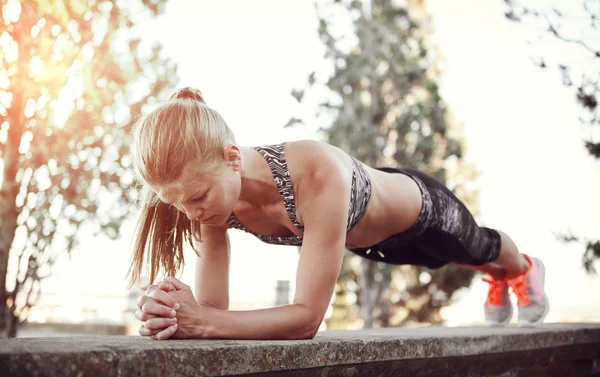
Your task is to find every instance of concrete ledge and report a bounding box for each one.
[1,323,599,376]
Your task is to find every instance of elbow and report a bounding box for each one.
[302,326,319,340]
[295,307,322,340]
[296,324,319,340]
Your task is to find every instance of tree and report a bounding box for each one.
[504,0,600,273]
[289,0,480,328]
[0,0,177,338]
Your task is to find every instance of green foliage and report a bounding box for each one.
[555,231,600,274]
[0,0,177,337]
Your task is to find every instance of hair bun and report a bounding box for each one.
[169,87,205,103]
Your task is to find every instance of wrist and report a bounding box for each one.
[193,306,220,338]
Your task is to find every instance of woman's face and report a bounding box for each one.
[155,161,241,227]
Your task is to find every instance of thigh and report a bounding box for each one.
[348,243,447,269]
[421,185,502,266]
[377,166,501,266]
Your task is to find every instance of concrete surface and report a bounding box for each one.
[1,323,599,376]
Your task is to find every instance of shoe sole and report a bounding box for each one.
[484,305,513,327]
[518,258,549,327]
[485,318,511,327]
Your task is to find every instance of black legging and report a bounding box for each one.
[349,167,501,269]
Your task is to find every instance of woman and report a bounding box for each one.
[130,87,549,340]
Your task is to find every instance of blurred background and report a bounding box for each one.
[1,0,598,338]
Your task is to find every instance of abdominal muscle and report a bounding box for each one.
[344,166,423,249]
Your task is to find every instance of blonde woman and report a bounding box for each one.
[130,87,549,340]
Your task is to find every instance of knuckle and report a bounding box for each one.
[146,284,157,294]
[155,290,168,302]
[150,290,169,304]
[141,301,155,313]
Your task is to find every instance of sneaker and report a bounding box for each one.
[507,254,549,327]
[482,275,512,326]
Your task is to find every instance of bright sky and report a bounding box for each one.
[9,0,599,326]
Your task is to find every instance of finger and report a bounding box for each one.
[158,281,177,292]
[148,288,179,308]
[136,294,165,311]
[139,323,162,337]
[141,301,177,318]
[139,322,173,337]
[146,284,158,295]
[136,294,151,310]
[134,309,160,322]
[164,277,187,290]
[151,324,178,341]
[144,316,178,330]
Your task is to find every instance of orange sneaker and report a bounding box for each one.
[506,254,549,326]
[482,275,512,326]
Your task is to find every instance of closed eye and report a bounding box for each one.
[193,192,207,202]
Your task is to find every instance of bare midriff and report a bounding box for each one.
[344,166,423,249]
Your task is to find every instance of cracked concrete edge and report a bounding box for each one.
[1,323,599,377]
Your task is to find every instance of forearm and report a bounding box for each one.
[197,299,228,310]
[196,303,320,340]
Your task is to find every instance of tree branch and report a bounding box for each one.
[545,14,600,57]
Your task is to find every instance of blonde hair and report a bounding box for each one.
[126,87,236,288]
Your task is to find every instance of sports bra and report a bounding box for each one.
[226,143,371,246]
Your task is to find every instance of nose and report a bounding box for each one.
[181,204,202,221]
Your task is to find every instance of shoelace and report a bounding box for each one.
[482,275,506,306]
[507,275,532,306]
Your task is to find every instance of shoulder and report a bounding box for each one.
[284,141,353,228]
[283,140,354,211]
[284,140,352,182]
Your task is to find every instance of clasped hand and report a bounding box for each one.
[135,277,203,340]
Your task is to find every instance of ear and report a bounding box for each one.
[223,144,242,170]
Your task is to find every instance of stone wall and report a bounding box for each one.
[1,323,599,376]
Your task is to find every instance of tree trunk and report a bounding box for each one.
[0,168,20,338]
[358,261,377,328]
[358,260,389,328]
[8,306,19,338]
[1,80,25,338]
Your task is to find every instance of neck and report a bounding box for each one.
[237,146,271,205]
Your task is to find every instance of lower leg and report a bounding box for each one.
[455,229,530,279]
[491,229,530,278]
[451,261,507,280]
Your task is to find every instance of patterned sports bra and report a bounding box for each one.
[226,142,372,246]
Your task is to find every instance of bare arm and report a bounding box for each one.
[194,224,230,310]
[195,145,350,339]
